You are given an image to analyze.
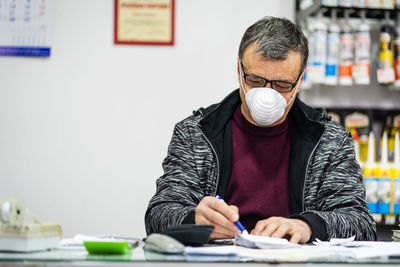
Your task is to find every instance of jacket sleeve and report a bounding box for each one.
[303,130,377,241]
[145,122,204,235]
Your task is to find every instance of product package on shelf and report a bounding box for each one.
[377,11,395,85]
[364,131,379,214]
[353,11,371,85]
[325,9,340,85]
[393,132,400,215]
[339,10,354,86]
[377,132,391,214]
[345,112,370,162]
[310,10,327,84]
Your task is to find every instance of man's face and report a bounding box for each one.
[238,45,303,127]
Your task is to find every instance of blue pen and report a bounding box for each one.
[216,195,249,235]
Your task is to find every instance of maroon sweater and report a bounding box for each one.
[224,105,292,231]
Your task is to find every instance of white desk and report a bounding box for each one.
[0,244,400,266]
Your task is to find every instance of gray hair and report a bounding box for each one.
[238,16,308,74]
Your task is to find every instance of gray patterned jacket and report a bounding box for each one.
[145,90,376,241]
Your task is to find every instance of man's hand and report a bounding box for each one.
[251,217,311,244]
[195,196,242,239]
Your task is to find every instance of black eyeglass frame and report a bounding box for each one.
[240,61,302,93]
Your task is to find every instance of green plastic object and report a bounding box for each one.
[83,241,132,255]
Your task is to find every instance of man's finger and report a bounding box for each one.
[211,231,234,239]
[207,209,239,232]
[289,231,302,244]
[271,223,291,238]
[252,219,268,234]
[253,219,279,236]
[197,204,239,235]
[261,222,281,236]
[199,213,238,238]
[229,205,239,214]
[209,197,239,222]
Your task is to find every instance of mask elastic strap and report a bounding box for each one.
[286,71,304,107]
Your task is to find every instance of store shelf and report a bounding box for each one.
[372,213,400,225]
[316,107,400,124]
[371,214,400,241]
[301,84,400,111]
[297,0,400,23]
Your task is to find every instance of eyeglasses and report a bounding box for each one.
[240,61,302,93]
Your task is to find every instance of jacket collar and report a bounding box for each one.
[291,96,326,143]
[198,90,241,140]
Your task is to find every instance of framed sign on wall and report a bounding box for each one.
[114,0,174,46]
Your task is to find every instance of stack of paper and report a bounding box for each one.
[185,245,242,256]
[313,236,355,246]
[234,234,300,249]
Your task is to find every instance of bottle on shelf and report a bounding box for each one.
[377,11,395,85]
[345,112,370,162]
[366,0,381,8]
[339,10,354,86]
[352,0,366,8]
[394,12,400,88]
[302,26,313,90]
[377,132,391,214]
[392,132,400,215]
[364,131,379,214]
[352,129,364,169]
[322,0,339,7]
[381,116,395,161]
[310,10,327,84]
[381,0,394,9]
[339,0,352,7]
[353,10,371,85]
[325,9,340,85]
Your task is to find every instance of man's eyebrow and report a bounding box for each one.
[242,62,297,83]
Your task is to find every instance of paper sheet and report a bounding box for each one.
[234,234,300,249]
[185,245,241,256]
[187,237,400,261]
[313,236,355,246]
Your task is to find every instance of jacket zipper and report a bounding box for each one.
[302,129,325,212]
[198,125,220,196]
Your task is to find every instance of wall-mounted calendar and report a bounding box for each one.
[0,0,51,57]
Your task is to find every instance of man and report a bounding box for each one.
[145,16,376,243]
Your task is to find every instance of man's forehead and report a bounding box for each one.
[242,49,302,79]
[243,45,300,63]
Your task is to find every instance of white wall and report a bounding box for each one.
[0,0,294,238]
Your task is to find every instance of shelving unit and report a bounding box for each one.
[296,0,400,110]
[373,214,400,241]
[296,0,400,241]
[321,107,400,123]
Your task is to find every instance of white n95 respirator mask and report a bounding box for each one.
[239,62,303,126]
